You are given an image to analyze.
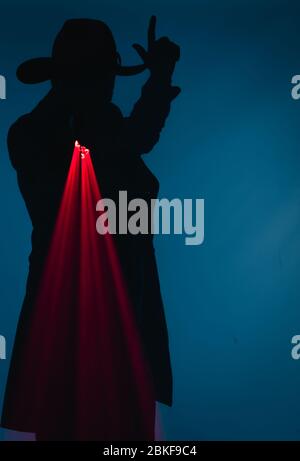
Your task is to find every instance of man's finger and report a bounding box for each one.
[132,44,148,62]
[148,15,156,48]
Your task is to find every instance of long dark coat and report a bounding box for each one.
[1,76,178,437]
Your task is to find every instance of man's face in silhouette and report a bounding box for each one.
[53,56,116,112]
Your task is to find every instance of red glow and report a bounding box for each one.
[79,142,90,159]
[9,142,155,440]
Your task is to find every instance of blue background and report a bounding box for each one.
[1,0,300,440]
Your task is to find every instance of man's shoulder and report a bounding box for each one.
[7,113,32,169]
[8,113,32,139]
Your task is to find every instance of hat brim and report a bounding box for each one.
[17,57,146,84]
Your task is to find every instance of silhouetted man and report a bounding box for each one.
[1,17,180,440]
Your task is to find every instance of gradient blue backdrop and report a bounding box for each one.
[1,0,300,440]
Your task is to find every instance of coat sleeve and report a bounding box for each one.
[117,76,180,155]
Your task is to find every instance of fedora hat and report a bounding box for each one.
[17,18,146,84]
